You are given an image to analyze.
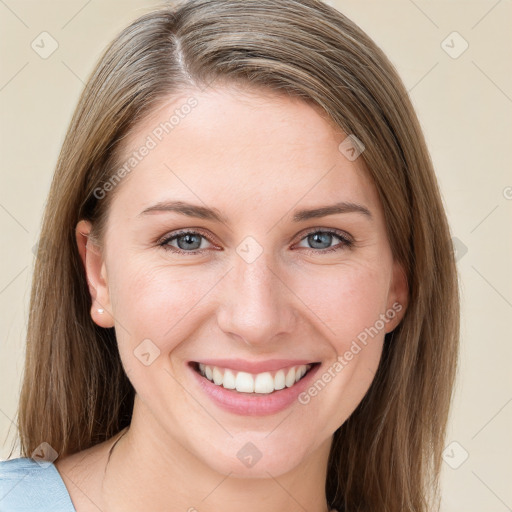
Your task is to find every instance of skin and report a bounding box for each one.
[55,85,408,512]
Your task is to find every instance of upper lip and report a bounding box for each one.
[191,358,318,373]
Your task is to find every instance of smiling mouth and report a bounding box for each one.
[191,362,319,394]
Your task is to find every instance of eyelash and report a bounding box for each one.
[157,228,354,256]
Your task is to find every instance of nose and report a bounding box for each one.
[216,248,297,348]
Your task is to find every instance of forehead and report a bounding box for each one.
[109,86,380,220]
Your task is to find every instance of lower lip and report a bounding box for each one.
[189,363,321,416]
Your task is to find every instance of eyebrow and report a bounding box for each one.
[292,201,372,222]
[139,201,229,223]
[138,200,372,222]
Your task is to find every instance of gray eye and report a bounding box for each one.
[305,232,335,249]
[175,233,203,250]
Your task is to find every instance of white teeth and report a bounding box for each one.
[295,365,307,382]
[235,372,254,393]
[223,369,236,389]
[285,367,296,387]
[212,367,223,385]
[254,372,274,394]
[274,369,286,390]
[197,363,312,394]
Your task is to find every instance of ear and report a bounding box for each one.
[76,219,114,328]
[384,260,409,333]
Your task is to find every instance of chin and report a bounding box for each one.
[193,430,322,479]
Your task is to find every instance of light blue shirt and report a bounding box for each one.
[0,457,76,511]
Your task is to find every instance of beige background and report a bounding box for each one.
[1,1,511,510]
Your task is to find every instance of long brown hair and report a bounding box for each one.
[15,1,459,510]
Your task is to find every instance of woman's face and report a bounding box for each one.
[79,85,407,477]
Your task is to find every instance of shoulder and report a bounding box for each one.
[0,457,76,511]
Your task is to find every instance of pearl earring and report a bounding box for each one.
[97,308,104,314]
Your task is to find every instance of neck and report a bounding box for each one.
[101,395,333,512]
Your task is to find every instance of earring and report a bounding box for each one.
[97,308,104,314]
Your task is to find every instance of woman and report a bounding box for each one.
[0,0,459,510]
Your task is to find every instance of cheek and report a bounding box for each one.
[108,260,218,355]
[290,260,392,349]
[291,264,391,427]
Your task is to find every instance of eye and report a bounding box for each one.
[158,230,215,254]
[295,229,353,254]
[158,228,354,255]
